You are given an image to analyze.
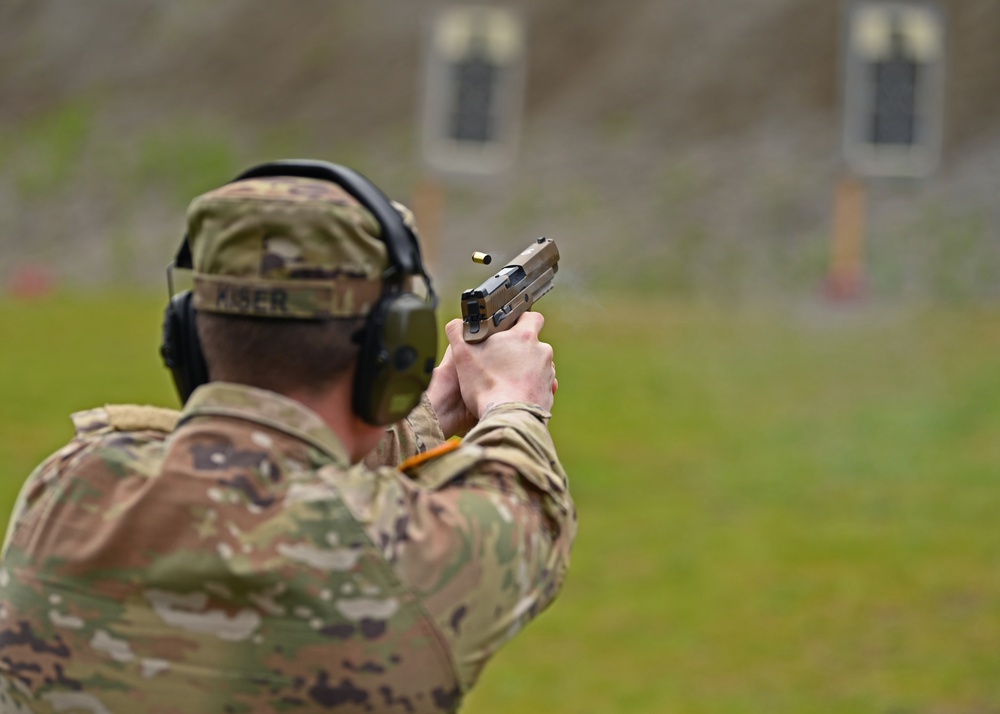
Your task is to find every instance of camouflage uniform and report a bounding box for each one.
[0,175,575,713]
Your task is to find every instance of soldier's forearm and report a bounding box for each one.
[362,393,447,470]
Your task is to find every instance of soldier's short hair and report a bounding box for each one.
[197,312,366,394]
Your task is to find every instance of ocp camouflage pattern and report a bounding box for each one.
[186,177,423,319]
[0,384,575,713]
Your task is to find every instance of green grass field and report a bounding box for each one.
[1,293,998,713]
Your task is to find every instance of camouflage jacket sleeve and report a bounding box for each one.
[336,401,576,691]
[2,405,180,558]
[361,393,446,471]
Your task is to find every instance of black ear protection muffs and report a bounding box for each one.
[160,289,209,407]
[160,159,439,426]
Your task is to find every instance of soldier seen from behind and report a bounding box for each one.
[0,160,576,713]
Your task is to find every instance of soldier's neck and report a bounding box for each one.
[285,374,385,465]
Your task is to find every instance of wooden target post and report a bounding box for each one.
[826,174,869,300]
[410,176,446,274]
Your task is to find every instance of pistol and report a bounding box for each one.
[461,236,559,343]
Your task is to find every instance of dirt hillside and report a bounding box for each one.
[0,0,997,300]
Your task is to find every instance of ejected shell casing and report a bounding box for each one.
[471,252,493,265]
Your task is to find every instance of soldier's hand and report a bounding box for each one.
[426,345,478,438]
[444,313,556,418]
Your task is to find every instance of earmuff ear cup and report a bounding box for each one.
[353,293,439,426]
[160,291,209,404]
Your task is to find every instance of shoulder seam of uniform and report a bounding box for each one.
[104,404,181,433]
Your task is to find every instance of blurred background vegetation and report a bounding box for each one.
[0,1,998,712]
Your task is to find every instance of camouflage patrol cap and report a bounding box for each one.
[186,176,414,319]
